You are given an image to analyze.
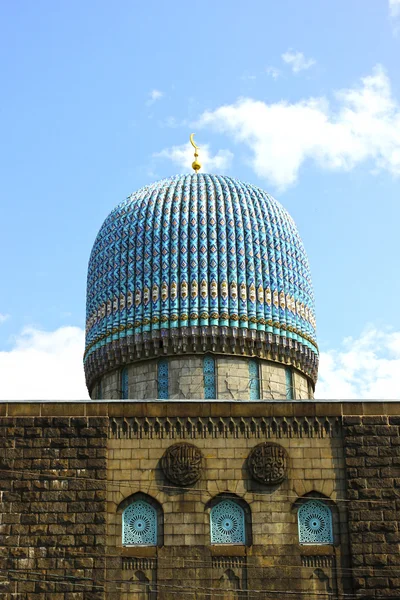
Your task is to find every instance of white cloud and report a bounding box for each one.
[316,327,400,399]
[0,313,9,324]
[266,66,280,80]
[389,0,400,17]
[154,142,233,172]
[281,49,316,73]
[0,326,89,400]
[147,89,164,105]
[197,66,400,189]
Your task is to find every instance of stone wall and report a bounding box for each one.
[106,403,350,599]
[93,356,313,401]
[1,402,399,600]
[0,412,108,599]
[343,414,400,599]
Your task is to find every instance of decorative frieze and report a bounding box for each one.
[301,555,335,569]
[122,557,157,570]
[109,415,341,439]
[212,556,246,569]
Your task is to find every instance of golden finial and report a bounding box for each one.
[190,133,201,172]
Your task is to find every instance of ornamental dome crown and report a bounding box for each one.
[84,173,318,391]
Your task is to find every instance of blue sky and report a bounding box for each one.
[1,0,400,399]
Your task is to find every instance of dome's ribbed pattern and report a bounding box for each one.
[84,174,318,389]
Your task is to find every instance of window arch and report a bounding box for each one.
[298,500,333,544]
[210,500,246,545]
[204,356,216,399]
[122,500,157,546]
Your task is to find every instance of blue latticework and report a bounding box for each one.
[158,359,169,399]
[210,500,245,545]
[122,500,157,546]
[121,368,128,400]
[204,356,216,399]
[298,500,333,544]
[285,367,293,400]
[249,359,260,400]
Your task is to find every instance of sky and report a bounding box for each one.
[1,0,400,400]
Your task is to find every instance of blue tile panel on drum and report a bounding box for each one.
[84,174,318,390]
[249,359,260,400]
[121,367,128,400]
[204,356,216,400]
[157,359,169,400]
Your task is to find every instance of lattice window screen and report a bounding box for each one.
[204,356,216,399]
[298,500,333,544]
[122,500,157,546]
[121,368,128,400]
[210,500,245,544]
[158,359,169,399]
[249,359,260,400]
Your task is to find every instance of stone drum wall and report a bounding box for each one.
[92,356,313,401]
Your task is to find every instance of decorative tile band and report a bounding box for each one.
[109,416,341,440]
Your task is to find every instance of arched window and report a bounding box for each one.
[210,500,246,545]
[121,367,128,400]
[158,359,169,399]
[249,359,260,400]
[298,500,333,544]
[204,356,216,399]
[122,500,157,546]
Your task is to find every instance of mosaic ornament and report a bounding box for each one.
[157,359,168,399]
[247,442,288,485]
[204,355,216,399]
[248,359,260,400]
[84,174,318,390]
[161,443,203,486]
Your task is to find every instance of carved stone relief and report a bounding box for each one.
[161,443,203,486]
[247,442,288,485]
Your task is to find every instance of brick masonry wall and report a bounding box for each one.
[0,415,108,600]
[344,415,400,599]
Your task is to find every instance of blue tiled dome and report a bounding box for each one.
[84,174,318,389]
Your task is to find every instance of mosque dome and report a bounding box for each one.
[84,173,318,391]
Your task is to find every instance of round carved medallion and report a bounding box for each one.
[247,442,288,485]
[161,443,203,486]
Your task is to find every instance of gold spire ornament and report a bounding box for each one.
[190,133,201,172]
